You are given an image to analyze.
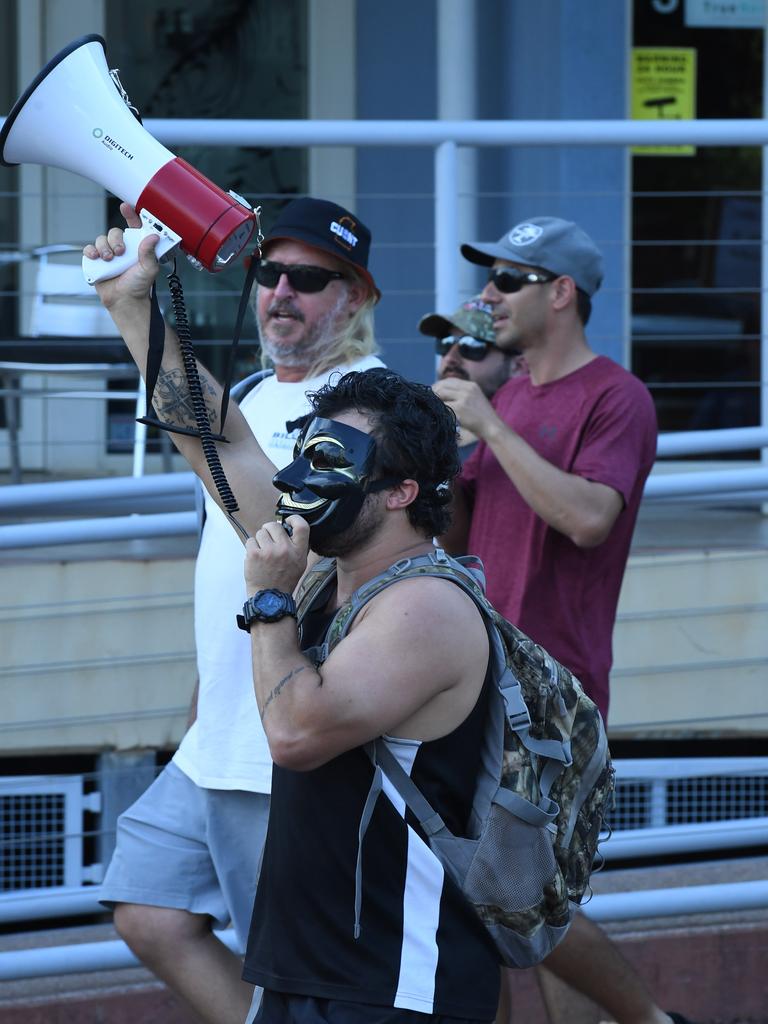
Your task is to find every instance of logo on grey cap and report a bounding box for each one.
[508,223,543,247]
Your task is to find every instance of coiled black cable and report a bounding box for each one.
[165,261,250,541]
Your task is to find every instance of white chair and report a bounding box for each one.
[25,244,121,339]
[0,245,152,482]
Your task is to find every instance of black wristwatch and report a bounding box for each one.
[237,588,297,632]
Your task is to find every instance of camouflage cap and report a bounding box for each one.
[418,296,495,342]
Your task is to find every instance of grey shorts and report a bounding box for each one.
[100,760,269,950]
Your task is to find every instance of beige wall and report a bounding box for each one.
[1,545,766,758]
[0,556,194,754]
[610,548,768,738]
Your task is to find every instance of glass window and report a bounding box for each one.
[0,3,18,432]
[105,0,308,374]
[631,0,764,455]
[0,3,19,344]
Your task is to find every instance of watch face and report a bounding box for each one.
[257,591,284,617]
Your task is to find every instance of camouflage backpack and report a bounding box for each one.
[295,547,614,968]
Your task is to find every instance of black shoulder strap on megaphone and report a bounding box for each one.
[143,280,165,422]
[219,252,259,430]
[139,249,260,439]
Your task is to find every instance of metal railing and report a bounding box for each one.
[0,880,766,980]
[1,425,766,549]
[2,758,765,926]
[1,115,767,478]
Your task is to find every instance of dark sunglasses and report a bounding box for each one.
[487,267,554,293]
[435,334,496,361]
[255,258,347,293]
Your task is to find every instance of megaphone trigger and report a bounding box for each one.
[82,209,181,286]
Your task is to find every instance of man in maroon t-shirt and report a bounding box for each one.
[433,219,688,1024]
[435,217,657,721]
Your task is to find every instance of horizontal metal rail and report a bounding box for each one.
[644,466,768,500]
[582,879,768,924]
[599,817,768,862]
[140,117,768,148]
[0,879,766,980]
[0,472,196,513]
[0,511,198,548]
[1,472,766,548]
[8,433,757,510]
[1,424,766,548]
[615,757,768,778]
[0,926,240,981]
[1,115,765,150]
[2,812,765,926]
[656,427,768,457]
[0,886,105,925]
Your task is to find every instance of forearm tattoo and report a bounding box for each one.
[152,368,218,430]
[261,665,308,717]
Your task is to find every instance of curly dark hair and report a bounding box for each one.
[306,367,460,536]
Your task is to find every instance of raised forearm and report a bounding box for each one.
[108,295,249,467]
[105,294,279,535]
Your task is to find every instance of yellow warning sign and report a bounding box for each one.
[631,48,697,156]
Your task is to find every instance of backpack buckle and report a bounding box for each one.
[507,709,531,730]
[390,558,413,575]
[502,675,531,730]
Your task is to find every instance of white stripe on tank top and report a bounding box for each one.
[380,737,446,1014]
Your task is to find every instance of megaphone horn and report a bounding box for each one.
[0,34,257,284]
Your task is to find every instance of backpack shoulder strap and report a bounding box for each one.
[298,550,484,636]
[293,556,339,665]
[317,548,484,654]
[311,548,531,731]
[230,367,275,402]
[295,556,337,617]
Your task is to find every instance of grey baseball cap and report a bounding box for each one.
[418,296,495,342]
[461,216,604,297]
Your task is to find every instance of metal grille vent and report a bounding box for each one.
[610,758,768,832]
[0,776,90,891]
[1,792,66,890]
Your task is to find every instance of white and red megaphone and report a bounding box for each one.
[0,34,256,284]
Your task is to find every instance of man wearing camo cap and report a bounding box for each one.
[435,219,689,1024]
[419,297,524,460]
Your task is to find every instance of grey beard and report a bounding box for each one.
[258,289,348,369]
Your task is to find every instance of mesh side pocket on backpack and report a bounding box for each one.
[462,800,559,914]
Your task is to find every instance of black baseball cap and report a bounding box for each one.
[263,197,380,301]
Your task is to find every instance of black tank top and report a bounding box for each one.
[243,580,499,1019]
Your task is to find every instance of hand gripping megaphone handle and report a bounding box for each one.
[82,209,182,285]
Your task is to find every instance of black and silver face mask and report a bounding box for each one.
[272,417,397,546]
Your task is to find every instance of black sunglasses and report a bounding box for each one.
[255,259,347,293]
[487,267,554,294]
[435,334,495,361]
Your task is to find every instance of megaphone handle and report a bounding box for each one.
[82,210,181,285]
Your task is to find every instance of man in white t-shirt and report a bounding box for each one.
[97,197,384,1024]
